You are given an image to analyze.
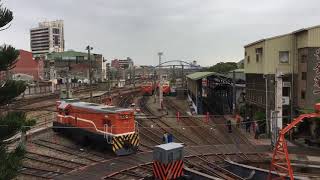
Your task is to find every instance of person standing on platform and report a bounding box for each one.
[227,119,232,133]
[254,121,260,139]
[163,132,168,143]
[252,120,256,134]
[246,116,251,133]
[167,133,173,143]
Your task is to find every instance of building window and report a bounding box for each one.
[247,56,250,64]
[283,87,290,97]
[279,51,289,63]
[256,54,259,62]
[301,90,306,99]
[301,72,307,80]
[52,28,60,34]
[301,55,307,63]
[245,51,247,56]
[53,35,59,46]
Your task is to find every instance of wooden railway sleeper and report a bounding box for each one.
[184,159,235,180]
[198,154,245,180]
[24,156,74,170]
[26,150,86,166]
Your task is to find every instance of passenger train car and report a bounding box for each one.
[156,81,171,95]
[141,81,171,96]
[161,81,171,95]
[141,82,154,95]
[53,99,139,156]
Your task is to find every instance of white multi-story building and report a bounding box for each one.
[30,20,64,56]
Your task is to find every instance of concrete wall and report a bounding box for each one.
[308,27,320,47]
[11,50,44,80]
[245,34,294,75]
[297,31,308,49]
[305,47,320,108]
[244,41,265,74]
[264,34,293,74]
[297,47,320,109]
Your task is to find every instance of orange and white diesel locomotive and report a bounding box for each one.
[53,99,139,156]
[141,81,154,95]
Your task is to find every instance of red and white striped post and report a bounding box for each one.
[176,111,180,123]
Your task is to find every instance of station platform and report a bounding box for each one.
[224,115,320,159]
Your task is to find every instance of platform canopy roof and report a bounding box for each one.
[186,71,228,81]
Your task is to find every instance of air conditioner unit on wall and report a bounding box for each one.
[283,82,291,87]
[282,96,290,105]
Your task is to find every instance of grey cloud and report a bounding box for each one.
[1,0,320,66]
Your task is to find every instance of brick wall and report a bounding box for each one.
[11,50,44,80]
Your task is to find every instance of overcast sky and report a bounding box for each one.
[1,0,320,66]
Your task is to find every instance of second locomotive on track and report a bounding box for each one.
[53,99,139,156]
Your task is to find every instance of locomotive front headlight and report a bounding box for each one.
[120,114,130,119]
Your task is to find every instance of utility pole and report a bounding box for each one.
[153,68,157,103]
[275,71,283,129]
[105,62,111,94]
[158,52,163,109]
[133,66,136,87]
[264,75,270,136]
[65,57,71,99]
[86,45,93,102]
[181,65,184,88]
[232,70,236,116]
[271,71,283,147]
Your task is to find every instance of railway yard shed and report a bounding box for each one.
[187,71,245,115]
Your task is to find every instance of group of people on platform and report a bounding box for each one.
[163,132,174,143]
[228,114,260,139]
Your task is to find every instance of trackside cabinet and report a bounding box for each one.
[153,143,184,180]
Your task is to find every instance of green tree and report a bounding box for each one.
[0,0,13,31]
[0,1,35,179]
[208,62,238,74]
[0,112,35,179]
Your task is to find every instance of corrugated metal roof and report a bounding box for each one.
[46,50,95,60]
[155,142,183,151]
[229,68,244,73]
[245,24,320,48]
[186,72,215,80]
[186,71,228,80]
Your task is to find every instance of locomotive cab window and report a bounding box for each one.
[64,109,70,115]
[104,119,111,126]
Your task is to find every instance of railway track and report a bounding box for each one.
[20,166,64,179]
[31,139,106,163]
[164,97,266,162]
[13,86,141,179]
[138,96,200,146]
[17,87,268,179]
[105,152,265,180]
[4,85,99,111]
[18,131,116,179]
[164,98,221,145]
